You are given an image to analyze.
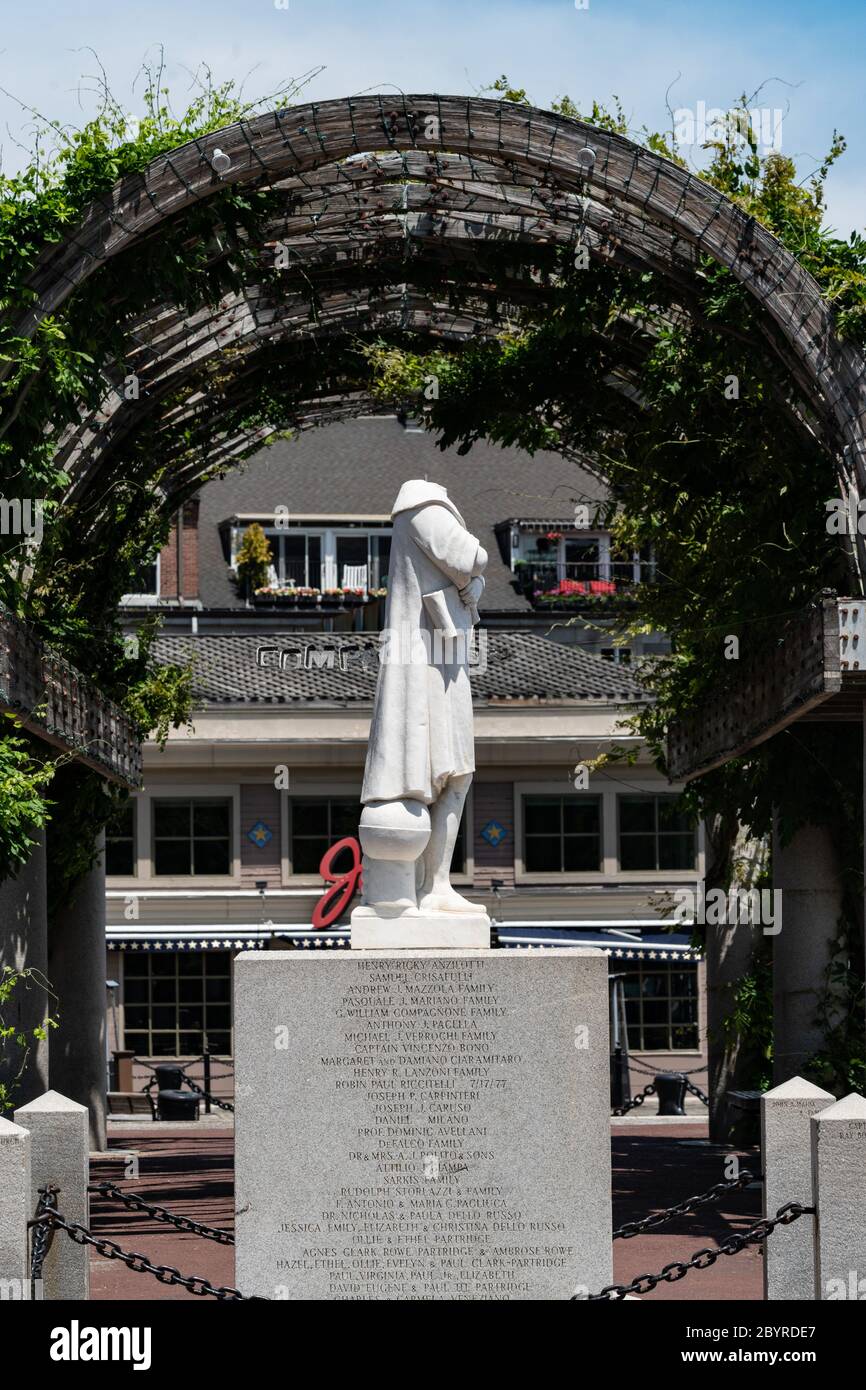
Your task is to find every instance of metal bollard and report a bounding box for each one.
[654,1072,687,1116]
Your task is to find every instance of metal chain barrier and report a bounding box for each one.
[628,1058,708,1078]
[613,1169,762,1239]
[89,1182,235,1245]
[132,1058,235,1112]
[28,1187,57,1294]
[183,1076,235,1113]
[612,1082,656,1116]
[30,1189,262,1300]
[685,1078,710,1107]
[584,1201,814,1300]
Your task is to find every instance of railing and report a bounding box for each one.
[513,561,648,598]
[257,560,388,602]
[0,610,141,786]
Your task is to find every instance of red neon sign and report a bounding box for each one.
[312,836,362,929]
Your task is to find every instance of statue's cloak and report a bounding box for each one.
[361,481,483,805]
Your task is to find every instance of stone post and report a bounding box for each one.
[0,1115,31,1300]
[772,819,842,1083]
[761,1075,833,1299]
[47,834,107,1150]
[0,830,50,1105]
[14,1091,89,1300]
[811,1092,866,1300]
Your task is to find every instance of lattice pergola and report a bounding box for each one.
[4,94,866,590]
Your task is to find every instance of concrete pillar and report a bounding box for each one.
[761,1075,833,1299]
[14,1091,90,1300]
[812,1092,866,1299]
[0,830,50,1106]
[0,1115,31,1299]
[772,819,842,1083]
[47,835,107,1150]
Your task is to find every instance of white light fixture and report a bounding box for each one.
[211,147,232,177]
[576,147,596,175]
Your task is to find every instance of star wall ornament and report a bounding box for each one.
[247,821,274,848]
[481,819,508,847]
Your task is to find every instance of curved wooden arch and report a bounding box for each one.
[6,95,866,581]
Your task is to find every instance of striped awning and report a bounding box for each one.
[107,925,698,961]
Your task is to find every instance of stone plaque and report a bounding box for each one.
[235,948,611,1300]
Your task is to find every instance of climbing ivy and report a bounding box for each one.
[0,967,59,1113]
[0,60,316,882]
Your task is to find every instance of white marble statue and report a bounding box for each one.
[352,480,489,942]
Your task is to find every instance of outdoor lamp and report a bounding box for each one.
[211,147,232,176]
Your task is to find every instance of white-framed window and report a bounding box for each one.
[129,785,242,884]
[152,798,232,876]
[618,794,696,872]
[511,529,656,586]
[513,779,701,883]
[233,524,392,593]
[262,530,324,588]
[522,793,603,872]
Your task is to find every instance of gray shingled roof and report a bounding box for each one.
[196,416,607,612]
[152,632,650,707]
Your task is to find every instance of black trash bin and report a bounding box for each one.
[655,1072,687,1116]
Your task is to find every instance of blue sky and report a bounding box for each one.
[0,0,863,234]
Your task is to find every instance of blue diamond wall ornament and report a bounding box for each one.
[481,820,508,847]
[247,821,274,848]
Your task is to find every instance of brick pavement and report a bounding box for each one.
[87,1120,763,1300]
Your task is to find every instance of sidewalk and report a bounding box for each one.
[88,1119,762,1300]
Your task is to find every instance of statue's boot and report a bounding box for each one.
[417,885,479,914]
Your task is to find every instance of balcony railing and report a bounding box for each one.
[0,611,142,786]
[514,560,648,601]
[256,559,388,603]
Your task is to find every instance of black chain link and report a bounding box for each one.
[685,1078,710,1107]
[35,1204,263,1300]
[613,1169,762,1239]
[89,1182,234,1244]
[183,1076,235,1113]
[28,1187,57,1292]
[584,1201,813,1300]
[628,1058,708,1078]
[612,1082,656,1116]
[134,1060,234,1112]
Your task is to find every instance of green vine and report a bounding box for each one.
[0,967,60,1112]
[0,715,58,881]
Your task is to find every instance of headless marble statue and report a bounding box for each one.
[350,480,491,948]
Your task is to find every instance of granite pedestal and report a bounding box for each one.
[235,947,612,1301]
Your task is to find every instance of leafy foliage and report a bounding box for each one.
[0,60,313,883]
[0,966,59,1113]
[235,522,273,596]
[0,716,57,880]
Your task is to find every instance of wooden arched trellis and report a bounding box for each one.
[4,95,866,583]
